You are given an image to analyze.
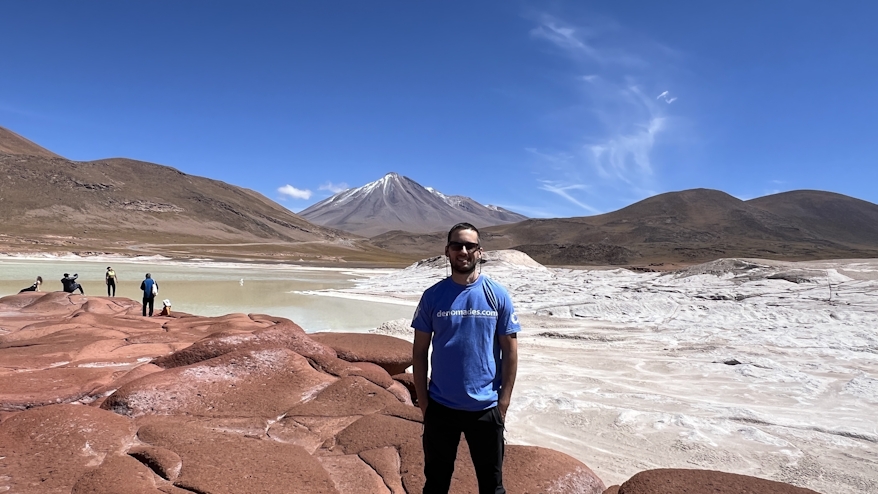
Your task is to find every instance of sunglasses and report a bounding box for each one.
[447,241,481,252]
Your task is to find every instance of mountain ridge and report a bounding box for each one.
[299,172,527,236]
[0,125,413,265]
[371,188,878,266]
[5,124,878,266]
[0,126,63,158]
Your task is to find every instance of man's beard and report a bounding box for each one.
[450,259,477,275]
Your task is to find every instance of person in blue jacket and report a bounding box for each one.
[140,273,158,317]
[412,223,520,494]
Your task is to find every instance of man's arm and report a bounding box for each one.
[412,330,432,417]
[497,333,518,421]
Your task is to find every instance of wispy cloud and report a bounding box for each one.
[539,181,601,214]
[529,14,645,67]
[530,18,602,61]
[656,91,677,104]
[318,181,348,194]
[524,10,681,213]
[525,147,574,165]
[588,86,666,182]
[277,184,312,200]
[490,202,557,219]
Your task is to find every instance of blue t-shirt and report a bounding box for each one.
[412,275,520,411]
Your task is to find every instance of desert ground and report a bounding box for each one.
[1,252,875,493]
[316,252,878,494]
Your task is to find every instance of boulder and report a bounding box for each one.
[102,348,337,419]
[617,469,822,494]
[0,404,136,493]
[310,332,412,375]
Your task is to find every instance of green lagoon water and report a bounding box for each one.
[0,258,413,332]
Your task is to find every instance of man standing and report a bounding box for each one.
[412,223,520,494]
[105,267,117,297]
[140,273,158,317]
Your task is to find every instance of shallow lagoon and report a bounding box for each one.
[0,258,413,332]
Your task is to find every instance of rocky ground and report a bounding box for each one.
[0,292,605,494]
[0,288,831,493]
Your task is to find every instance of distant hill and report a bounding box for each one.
[0,125,409,264]
[747,190,878,247]
[0,127,62,158]
[372,188,878,266]
[299,172,527,237]
[6,124,877,267]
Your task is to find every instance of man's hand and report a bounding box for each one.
[498,397,510,422]
[497,333,518,423]
[412,330,432,420]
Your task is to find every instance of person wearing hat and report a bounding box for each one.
[105,267,118,297]
[156,299,172,317]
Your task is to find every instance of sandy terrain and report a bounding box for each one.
[321,253,878,494]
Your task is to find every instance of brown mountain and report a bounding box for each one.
[299,172,527,237]
[0,127,62,158]
[371,188,878,266]
[0,126,408,265]
[7,125,877,267]
[747,190,878,247]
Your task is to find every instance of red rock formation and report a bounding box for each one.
[615,469,822,493]
[0,292,606,493]
[310,332,413,375]
[2,293,823,493]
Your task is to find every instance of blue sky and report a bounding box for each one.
[2,1,876,218]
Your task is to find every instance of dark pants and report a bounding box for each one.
[143,296,155,316]
[107,280,115,297]
[422,398,506,494]
[67,283,84,294]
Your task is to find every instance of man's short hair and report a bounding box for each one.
[446,222,480,244]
